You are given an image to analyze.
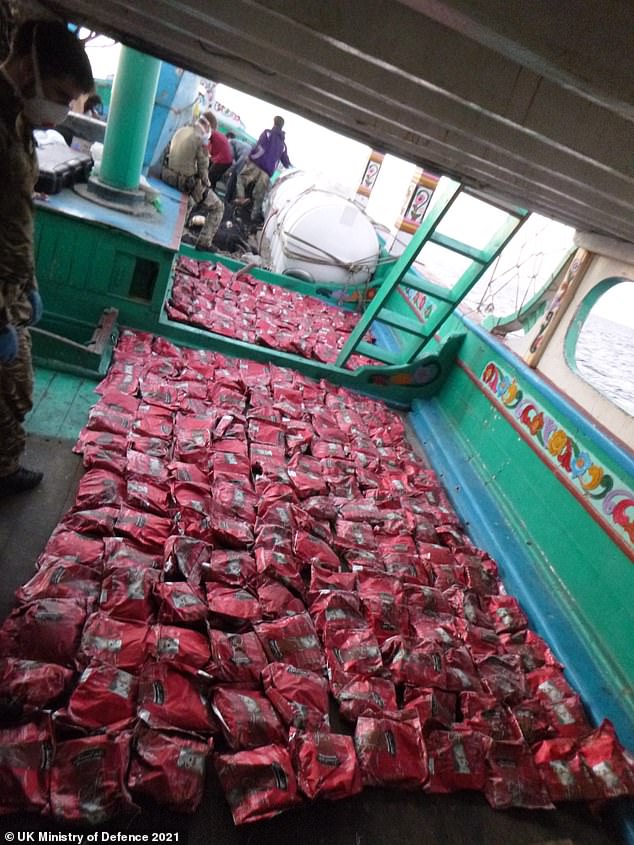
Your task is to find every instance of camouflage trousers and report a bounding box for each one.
[236,161,270,219]
[0,328,33,477]
[161,166,223,248]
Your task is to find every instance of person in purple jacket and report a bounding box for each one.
[235,115,292,225]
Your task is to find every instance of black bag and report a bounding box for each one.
[211,204,250,253]
[35,143,93,194]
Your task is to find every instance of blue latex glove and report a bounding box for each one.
[0,325,18,363]
[27,290,43,325]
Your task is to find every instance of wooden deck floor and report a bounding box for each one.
[0,371,627,845]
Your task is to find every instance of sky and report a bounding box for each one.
[86,39,634,329]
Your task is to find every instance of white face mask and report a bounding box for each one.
[22,34,70,128]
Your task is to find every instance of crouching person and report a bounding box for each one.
[161,115,223,251]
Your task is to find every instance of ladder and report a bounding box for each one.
[336,181,529,368]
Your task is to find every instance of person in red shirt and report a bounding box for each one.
[204,111,233,190]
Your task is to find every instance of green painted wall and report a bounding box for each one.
[433,319,634,720]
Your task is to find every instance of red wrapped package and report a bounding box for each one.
[454,620,500,657]
[338,499,382,523]
[333,519,377,553]
[38,524,104,568]
[0,657,73,713]
[62,505,119,536]
[262,662,329,730]
[289,729,362,801]
[163,535,211,585]
[444,587,493,629]
[533,737,600,802]
[128,723,212,813]
[325,627,383,680]
[213,450,252,482]
[357,570,404,603]
[255,547,305,597]
[213,479,257,524]
[381,637,447,688]
[74,468,125,509]
[0,598,87,667]
[73,428,127,456]
[211,508,254,549]
[126,477,171,515]
[511,697,556,745]
[354,713,427,788]
[78,613,149,670]
[0,716,52,816]
[404,584,451,615]
[302,496,338,522]
[332,675,398,722]
[171,482,212,523]
[100,566,159,622]
[169,460,210,486]
[459,692,522,740]
[149,625,211,669]
[287,461,328,499]
[485,595,528,634]
[201,550,256,589]
[50,733,134,823]
[546,695,593,739]
[383,555,430,585]
[81,444,127,475]
[128,432,172,459]
[156,581,208,625]
[254,612,325,674]
[403,686,456,731]
[208,630,268,687]
[255,525,293,554]
[103,537,161,571]
[308,565,357,603]
[126,450,169,484]
[173,414,212,464]
[206,584,261,629]
[15,561,100,604]
[115,507,173,551]
[65,663,137,730]
[311,590,368,637]
[293,530,341,569]
[138,662,217,734]
[256,498,296,532]
[476,654,526,703]
[484,739,554,809]
[444,646,482,693]
[257,579,306,619]
[212,687,286,749]
[214,744,300,825]
[526,666,577,704]
[426,728,492,793]
[499,629,560,672]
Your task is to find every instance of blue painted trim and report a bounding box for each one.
[410,397,634,838]
[462,314,634,473]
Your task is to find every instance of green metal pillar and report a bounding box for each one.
[99,46,161,191]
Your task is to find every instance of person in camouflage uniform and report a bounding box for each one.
[161,115,223,251]
[0,19,93,496]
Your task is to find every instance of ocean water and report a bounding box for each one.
[575,314,634,418]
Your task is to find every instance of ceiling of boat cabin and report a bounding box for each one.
[37,0,634,243]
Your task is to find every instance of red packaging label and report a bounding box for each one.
[325,627,383,679]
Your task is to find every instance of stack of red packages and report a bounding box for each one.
[0,327,632,829]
